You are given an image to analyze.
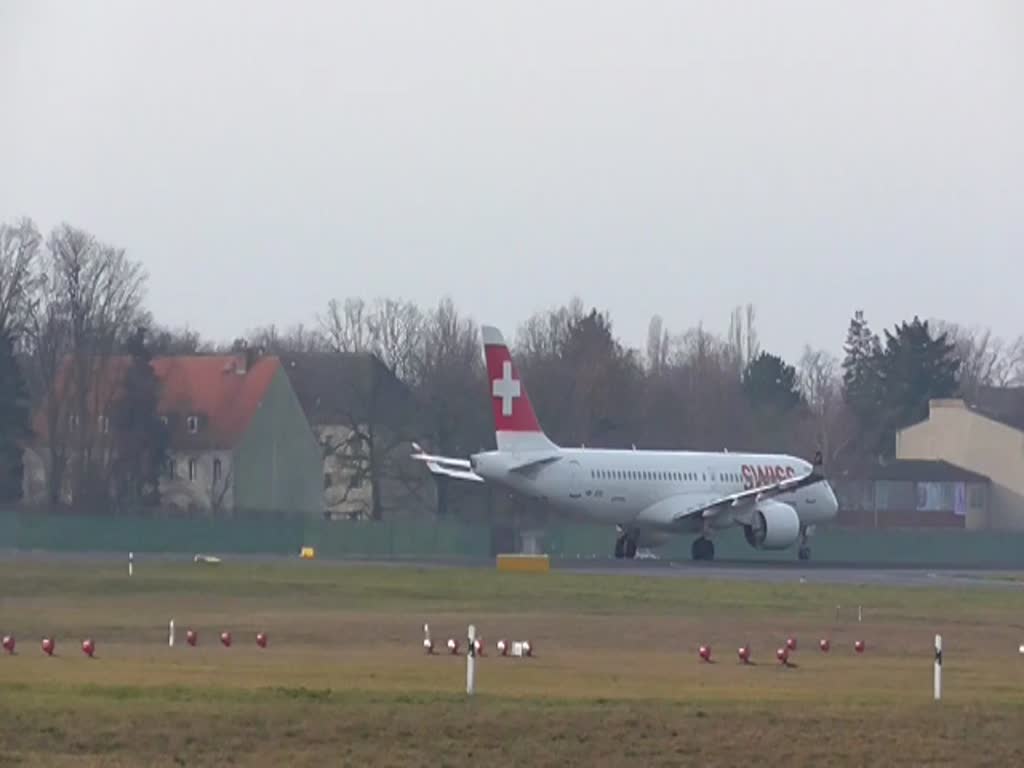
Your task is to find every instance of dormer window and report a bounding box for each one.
[187,415,199,434]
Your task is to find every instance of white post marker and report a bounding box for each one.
[169,619,175,648]
[934,634,942,701]
[466,624,476,696]
[129,551,134,577]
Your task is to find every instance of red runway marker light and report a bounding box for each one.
[2,635,14,654]
[423,637,434,654]
[81,638,95,658]
[186,629,198,647]
[523,640,533,657]
[819,638,830,653]
[220,631,232,648]
[854,640,865,654]
[776,647,789,665]
[699,645,712,662]
[256,632,268,648]
[497,639,508,656]
[41,637,54,656]
[737,646,751,664]
[786,637,797,651]
[473,638,484,656]
[447,638,458,655]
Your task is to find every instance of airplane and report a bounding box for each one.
[411,325,838,561]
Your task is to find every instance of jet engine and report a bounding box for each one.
[743,500,801,550]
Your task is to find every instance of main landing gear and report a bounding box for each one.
[797,525,811,561]
[691,536,715,561]
[614,529,638,559]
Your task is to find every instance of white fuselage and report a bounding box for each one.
[471,447,838,534]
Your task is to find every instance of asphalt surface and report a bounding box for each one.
[2,549,1023,590]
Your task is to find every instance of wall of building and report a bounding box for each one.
[161,450,234,513]
[833,477,986,529]
[317,424,374,519]
[21,444,236,514]
[897,400,1024,530]
[21,447,47,504]
[233,368,323,514]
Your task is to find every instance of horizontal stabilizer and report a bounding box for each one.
[410,443,472,470]
[422,461,485,482]
[410,443,484,482]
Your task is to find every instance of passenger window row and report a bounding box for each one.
[587,469,746,484]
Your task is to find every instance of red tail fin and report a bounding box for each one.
[481,326,556,452]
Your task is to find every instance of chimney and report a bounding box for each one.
[238,345,261,375]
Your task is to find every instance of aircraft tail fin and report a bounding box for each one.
[481,325,558,453]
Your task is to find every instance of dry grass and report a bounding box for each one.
[1,560,1023,766]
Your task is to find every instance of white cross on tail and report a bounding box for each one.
[492,360,521,416]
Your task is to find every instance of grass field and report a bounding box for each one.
[2,559,1024,766]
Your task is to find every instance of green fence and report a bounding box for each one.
[0,511,493,560]
[1,510,1024,567]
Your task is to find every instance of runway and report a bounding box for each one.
[2,548,1023,590]
[556,560,1024,589]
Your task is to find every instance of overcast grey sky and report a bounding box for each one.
[2,1,1021,360]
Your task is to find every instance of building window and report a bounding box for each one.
[99,415,110,433]
[968,484,985,510]
[213,458,222,483]
[188,459,197,482]
[186,415,199,434]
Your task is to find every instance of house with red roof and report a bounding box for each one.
[23,350,323,515]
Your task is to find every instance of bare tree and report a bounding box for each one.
[797,346,857,465]
[514,297,584,362]
[208,459,233,515]
[365,298,423,383]
[308,296,431,519]
[1007,337,1024,386]
[27,224,146,507]
[415,298,490,516]
[668,323,752,450]
[319,297,370,353]
[246,322,328,354]
[726,303,759,372]
[149,324,213,355]
[645,314,670,375]
[0,217,43,341]
[931,320,1015,398]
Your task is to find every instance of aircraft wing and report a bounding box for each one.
[410,443,485,482]
[671,454,826,523]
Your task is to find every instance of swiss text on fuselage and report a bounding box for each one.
[741,464,795,490]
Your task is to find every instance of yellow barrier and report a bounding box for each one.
[300,546,316,560]
[496,553,550,573]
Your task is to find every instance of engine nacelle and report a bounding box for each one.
[743,500,801,550]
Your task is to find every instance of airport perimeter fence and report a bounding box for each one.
[2,508,1024,567]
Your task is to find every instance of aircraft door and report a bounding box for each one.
[705,467,719,493]
[568,460,582,499]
